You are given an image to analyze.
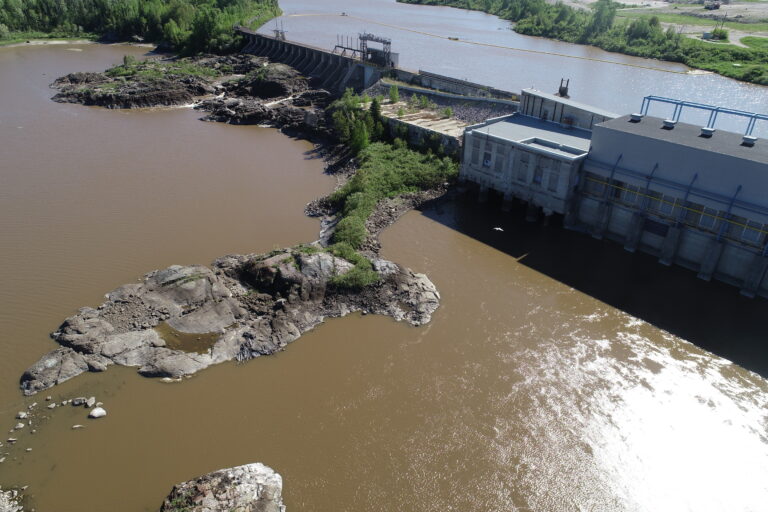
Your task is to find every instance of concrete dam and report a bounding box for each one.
[237,27,382,94]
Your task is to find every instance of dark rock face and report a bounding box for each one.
[20,248,440,395]
[51,73,201,109]
[224,62,308,99]
[160,463,285,512]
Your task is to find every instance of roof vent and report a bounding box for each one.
[742,135,757,147]
[700,126,715,138]
[630,113,643,123]
[662,119,676,130]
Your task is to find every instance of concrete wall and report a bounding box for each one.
[237,30,381,95]
[383,116,461,156]
[461,130,583,215]
[520,91,614,131]
[377,81,519,109]
[392,69,517,101]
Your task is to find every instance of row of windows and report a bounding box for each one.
[470,138,561,192]
[581,172,767,246]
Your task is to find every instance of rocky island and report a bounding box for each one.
[161,463,285,512]
[21,245,439,395]
[51,54,333,134]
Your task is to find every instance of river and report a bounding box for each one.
[0,5,767,512]
[265,0,768,135]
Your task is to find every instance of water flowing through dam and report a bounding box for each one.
[0,4,767,510]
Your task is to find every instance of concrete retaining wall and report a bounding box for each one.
[393,69,517,100]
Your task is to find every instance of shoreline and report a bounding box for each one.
[0,38,157,49]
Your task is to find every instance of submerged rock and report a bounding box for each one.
[20,247,440,395]
[160,463,284,512]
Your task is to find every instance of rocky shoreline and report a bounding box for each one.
[50,54,334,136]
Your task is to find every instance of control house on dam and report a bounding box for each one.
[460,95,768,298]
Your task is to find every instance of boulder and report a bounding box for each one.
[88,407,107,419]
[160,463,285,512]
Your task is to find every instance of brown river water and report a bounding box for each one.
[1,14,768,512]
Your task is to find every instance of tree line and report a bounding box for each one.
[398,0,768,85]
[0,0,280,53]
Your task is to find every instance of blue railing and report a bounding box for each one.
[639,96,768,136]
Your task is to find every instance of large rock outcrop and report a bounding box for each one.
[0,487,23,512]
[160,463,284,512]
[20,247,440,395]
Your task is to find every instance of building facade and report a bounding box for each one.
[461,114,591,215]
[460,95,768,297]
[571,113,768,297]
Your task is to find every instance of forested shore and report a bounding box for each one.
[398,0,768,85]
[0,0,280,53]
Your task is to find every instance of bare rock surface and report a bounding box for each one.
[0,487,22,512]
[20,247,440,395]
[160,463,284,512]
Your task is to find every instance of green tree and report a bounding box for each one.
[389,84,400,103]
[370,97,382,122]
[350,120,370,154]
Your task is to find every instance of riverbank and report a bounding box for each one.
[397,0,768,86]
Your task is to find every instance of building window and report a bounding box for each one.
[471,138,480,166]
[729,215,765,245]
[684,201,704,226]
[482,142,493,168]
[727,214,748,240]
[517,153,529,182]
[533,161,543,186]
[611,180,623,200]
[647,190,662,212]
[622,184,639,205]
[658,195,676,216]
[583,172,605,196]
[699,207,718,231]
[494,146,505,173]
[548,168,560,192]
[743,220,764,244]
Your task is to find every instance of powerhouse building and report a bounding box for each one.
[460,95,768,297]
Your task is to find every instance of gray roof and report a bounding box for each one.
[522,89,620,119]
[469,114,592,155]
[597,115,768,166]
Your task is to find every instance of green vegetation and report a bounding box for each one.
[397,0,768,85]
[616,10,768,33]
[323,90,459,289]
[743,36,768,50]
[105,56,221,80]
[389,83,400,103]
[0,0,281,53]
[711,27,728,41]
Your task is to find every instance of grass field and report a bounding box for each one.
[617,11,768,33]
[742,36,768,49]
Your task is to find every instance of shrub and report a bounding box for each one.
[389,84,400,103]
[332,216,368,248]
